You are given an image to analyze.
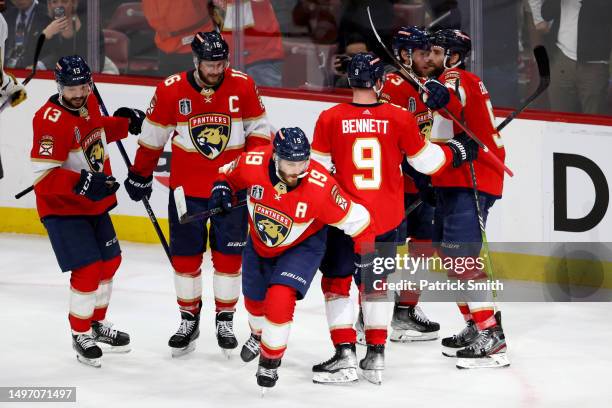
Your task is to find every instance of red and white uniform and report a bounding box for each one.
[432,68,506,196]
[380,72,434,194]
[132,68,270,196]
[220,146,374,257]
[311,102,453,236]
[31,94,129,218]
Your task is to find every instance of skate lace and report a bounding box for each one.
[217,320,234,338]
[258,367,277,379]
[98,322,118,339]
[178,319,196,336]
[77,334,97,349]
[466,329,490,351]
[244,335,260,354]
[455,322,474,341]
[411,306,431,324]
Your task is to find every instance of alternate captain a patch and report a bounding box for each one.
[81,128,105,171]
[189,113,231,160]
[253,203,293,247]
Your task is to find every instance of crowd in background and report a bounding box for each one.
[2,0,611,115]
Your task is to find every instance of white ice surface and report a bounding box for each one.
[1,233,611,408]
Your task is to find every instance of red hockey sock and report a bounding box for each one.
[472,307,496,330]
[244,296,265,335]
[260,285,297,359]
[92,255,121,322]
[69,261,103,333]
[172,255,203,313]
[322,276,356,345]
[458,303,472,322]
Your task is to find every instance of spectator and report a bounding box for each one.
[141,0,213,76]
[210,0,284,87]
[3,0,64,69]
[542,0,612,115]
[43,0,106,71]
[332,31,368,88]
[292,0,338,43]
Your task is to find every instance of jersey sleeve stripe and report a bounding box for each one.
[407,141,447,175]
[331,202,371,237]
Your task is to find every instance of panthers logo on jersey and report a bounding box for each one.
[253,203,293,247]
[189,113,231,160]
[80,128,105,172]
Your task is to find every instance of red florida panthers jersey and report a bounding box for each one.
[431,68,506,197]
[31,94,129,218]
[132,68,271,198]
[311,102,453,235]
[380,72,434,194]
[219,146,373,258]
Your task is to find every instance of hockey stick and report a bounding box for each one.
[0,34,46,115]
[496,45,550,132]
[366,7,513,177]
[90,84,172,262]
[174,186,248,224]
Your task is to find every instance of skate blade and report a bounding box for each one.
[456,353,510,369]
[312,368,358,385]
[360,368,383,385]
[222,348,233,359]
[442,346,460,357]
[98,343,131,354]
[76,354,101,368]
[390,329,438,342]
[171,342,196,358]
[260,387,268,398]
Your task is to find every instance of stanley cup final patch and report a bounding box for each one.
[250,185,264,200]
[189,113,231,160]
[179,98,192,115]
[253,203,293,247]
[80,128,105,172]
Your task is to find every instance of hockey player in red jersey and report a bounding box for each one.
[310,52,478,384]
[378,26,441,343]
[124,31,271,357]
[424,29,509,368]
[209,127,374,390]
[31,55,145,367]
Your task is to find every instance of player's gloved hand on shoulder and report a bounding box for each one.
[420,78,450,110]
[209,180,233,214]
[447,132,479,168]
[113,107,146,135]
[0,73,27,108]
[73,169,120,201]
[124,169,153,201]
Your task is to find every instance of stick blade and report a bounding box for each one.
[533,45,550,80]
[173,186,188,223]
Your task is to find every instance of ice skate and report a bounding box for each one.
[168,310,200,357]
[240,333,261,363]
[441,319,479,357]
[72,333,102,368]
[312,343,358,384]
[91,320,131,353]
[256,356,281,394]
[359,344,384,385]
[456,312,509,369]
[390,304,440,342]
[216,311,238,359]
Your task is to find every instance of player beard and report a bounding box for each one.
[62,94,88,110]
[429,64,446,79]
[279,171,300,187]
[198,69,224,87]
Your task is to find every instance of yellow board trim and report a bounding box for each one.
[0,207,169,244]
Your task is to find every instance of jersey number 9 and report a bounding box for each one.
[352,138,381,190]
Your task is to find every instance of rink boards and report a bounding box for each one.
[1,76,611,287]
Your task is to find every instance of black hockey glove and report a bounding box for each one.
[113,107,146,135]
[124,169,153,201]
[209,181,233,214]
[447,132,479,168]
[420,78,450,110]
[73,170,120,201]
